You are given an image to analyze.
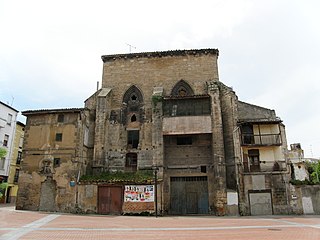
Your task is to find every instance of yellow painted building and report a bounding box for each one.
[6,121,24,203]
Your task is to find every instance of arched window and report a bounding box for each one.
[171,80,194,97]
[121,85,144,126]
[131,114,137,122]
[123,85,143,104]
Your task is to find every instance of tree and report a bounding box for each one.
[0,147,6,158]
[0,147,7,198]
[307,161,320,184]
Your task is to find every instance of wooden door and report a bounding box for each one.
[98,186,123,214]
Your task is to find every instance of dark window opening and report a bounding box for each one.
[53,158,61,167]
[131,94,137,101]
[3,134,9,147]
[55,133,63,142]
[248,149,260,172]
[177,136,192,145]
[125,153,137,172]
[200,165,207,173]
[13,169,20,183]
[57,114,64,123]
[131,114,137,122]
[16,152,22,165]
[128,130,139,149]
[242,124,254,144]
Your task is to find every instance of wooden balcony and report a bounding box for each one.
[241,133,281,146]
[243,160,287,173]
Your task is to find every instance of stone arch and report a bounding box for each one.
[171,80,194,97]
[123,85,144,104]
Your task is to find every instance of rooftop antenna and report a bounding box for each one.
[126,43,136,53]
[310,145,314,158]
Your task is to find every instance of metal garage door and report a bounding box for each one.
[249,191,273,215]
[170,176,208,215]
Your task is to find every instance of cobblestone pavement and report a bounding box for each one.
[1,205,320,240]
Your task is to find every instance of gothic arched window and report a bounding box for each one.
[171,80,194,97]
[122,85,144,126]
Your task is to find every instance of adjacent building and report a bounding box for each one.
[0,101,19,202]
[6,121,25,203]
[16,49,293,215]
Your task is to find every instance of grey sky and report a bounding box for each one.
[0,0,319,157]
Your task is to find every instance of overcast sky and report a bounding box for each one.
[1,0,319,158]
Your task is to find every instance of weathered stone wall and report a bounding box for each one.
[102,51,219,108]
[291,185,320,214]
[240,173,291,215]
[207,80,227,215]
[238,101,277,120]
[219,82,238,190]
[77,184,98,214]
[16,110,89,212]
[164,134,211,167]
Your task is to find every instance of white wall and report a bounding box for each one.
[0,102,18,177]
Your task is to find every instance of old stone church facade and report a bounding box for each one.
[16,49,292,216]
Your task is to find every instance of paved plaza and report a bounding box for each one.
[1,204,320,240]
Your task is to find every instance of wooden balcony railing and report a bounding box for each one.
[243,160,287,173]
[241,133,281,146]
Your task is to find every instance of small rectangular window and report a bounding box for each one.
[7,113,13,125]
[16,151,22,165]
[3,134,9,147]
[14,169,20,183]
[57,114,64,123]
[177,136,192,145]
[53,158,61,167]
[171,105,177,116]
[55,133,63,142]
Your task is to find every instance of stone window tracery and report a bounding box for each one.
[121,85,144,126]
[171,80,194,97]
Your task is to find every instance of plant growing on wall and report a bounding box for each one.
[308,161,320,184]
[152,95,163,108]
[0,147,6,158]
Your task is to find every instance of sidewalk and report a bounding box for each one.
[1,205,320,240]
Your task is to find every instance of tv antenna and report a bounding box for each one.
[126,43,136,53]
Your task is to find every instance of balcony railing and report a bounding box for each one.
[241,133,281,146]
[243,160,287,173]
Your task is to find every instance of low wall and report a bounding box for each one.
[290,184,320,214]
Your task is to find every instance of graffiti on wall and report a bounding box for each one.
[124,185,154,202]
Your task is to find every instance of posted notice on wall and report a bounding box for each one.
[124,185,154,202]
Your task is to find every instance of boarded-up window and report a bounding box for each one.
[125,153,137,172]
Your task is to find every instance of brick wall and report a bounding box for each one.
[123,202,154,213]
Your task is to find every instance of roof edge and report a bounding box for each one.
[22,108,85,116]
[101,48,219,62]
